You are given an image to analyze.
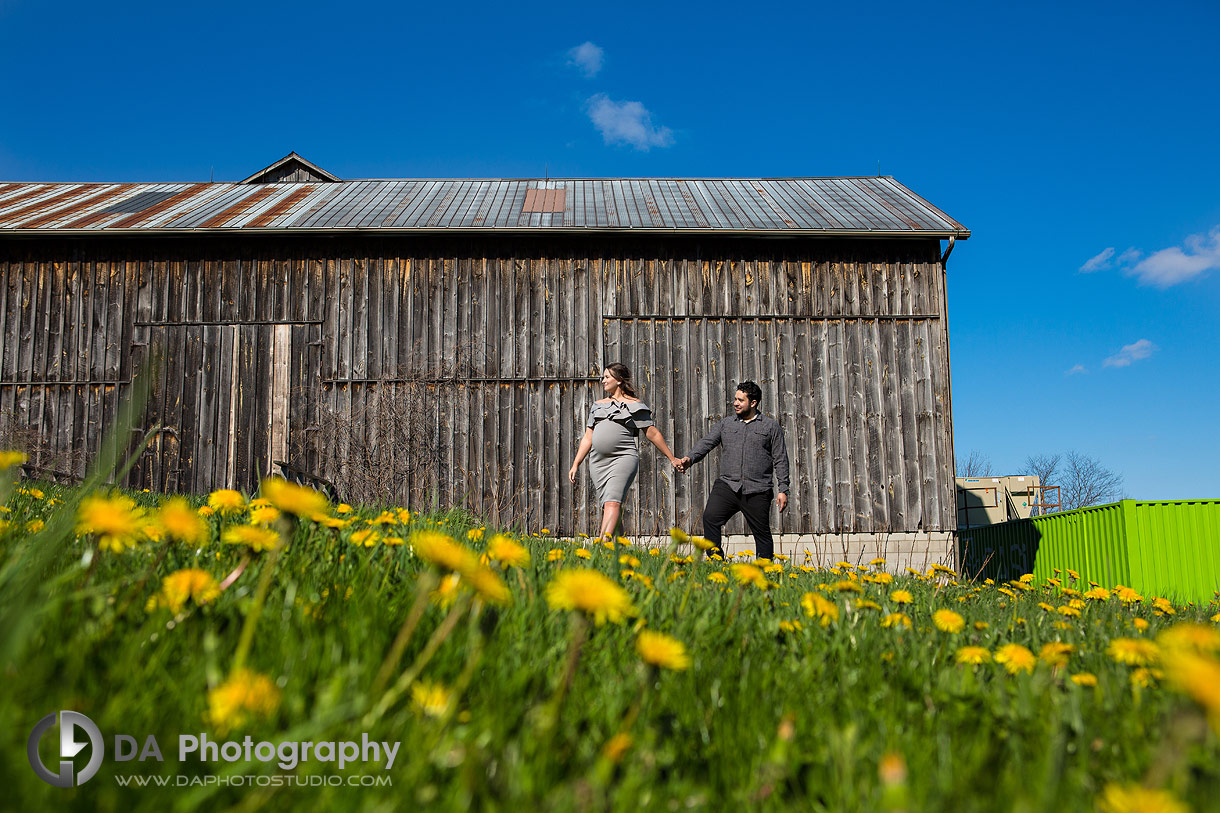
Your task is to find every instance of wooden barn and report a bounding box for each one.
[0,154,970,565]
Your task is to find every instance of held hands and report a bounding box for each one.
[672,456,692,473]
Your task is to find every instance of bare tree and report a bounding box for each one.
[1022,452,1060,514]
[1023,453,1060,487]
[956,449,994,477]
[1024,450,1122,511]
[1060,451,1124,510]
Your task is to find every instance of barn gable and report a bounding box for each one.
[240,152,341,185]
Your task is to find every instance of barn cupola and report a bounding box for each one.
[240,152,341,184]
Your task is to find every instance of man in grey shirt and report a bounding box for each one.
[678,381,790,561]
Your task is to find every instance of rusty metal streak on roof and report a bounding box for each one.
[245,186,316,228]
[109,184,212,229]
[0,185,99,227]
[19,186,133,229]
[0,177,969,237]
[199,187,277,228]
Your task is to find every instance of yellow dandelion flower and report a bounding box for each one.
[1039,641,1076,667]
[1133,618,1150,632]
[467,528,484,543]
[618,553,641,568]
[383,535,404,546]
[730,563,769,590]
[160,568,221,613]
[157,497,208,545]
[690,535,715,551]
[1070,672,1098,687]
[601,732,632,763]
[801,592,839,626]
[260,477,329,520]
[207,669,280,734]
[207,489,246,516]
[347,528,380,547]
[669,527,690,545]
[25,519,45,533]
[874,572,894,585]
[995,643,1036,674]
[0,450,28,470]
[890,589,913,605]
[1115,586,1143,603]
[547,549,565,562]
[465,566,511,606]
[1057,605,1081,618]
[931,563,957,577]
[248,504,281,525]
[932,609,965,634]
[412,531,479,574]
[1130,667,1163,688]
[410,681,452,718]
[974,621,990,631]
[369,510,399,526]
[1108,638,1160,666]
[778,619,803,633]
[1158,623,1220,655]
[1084,586,1111,601]
[997,587,1016,598]
[396,509,411,523]
[197,505,215,517]
[1096,783,1188,813]
[1019,573,1034,584]
[1152,597,1176,615]
[544,568,636,625]
[856,599,881,611]
[336,503,353,514]
[881,612,912,629]
[956,646,991,665]
[77,493,147,553]
[831,580,863,594]
[431,573,462,608]
[708,572,728,584]
[870,557,887,567]
[221,524,281,552]
[487,534,530,568]
[636,630,691,671]
[575,548,592,559]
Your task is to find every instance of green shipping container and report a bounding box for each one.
[958,499,1220,605]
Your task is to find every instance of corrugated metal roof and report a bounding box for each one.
[0,177,969,237]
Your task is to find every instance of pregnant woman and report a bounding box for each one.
[568,363,681,541]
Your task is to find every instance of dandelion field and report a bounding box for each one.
[1,455,1219,812]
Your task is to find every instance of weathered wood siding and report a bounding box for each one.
[0,235,955,536]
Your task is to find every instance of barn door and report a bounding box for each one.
[141,322,315,496]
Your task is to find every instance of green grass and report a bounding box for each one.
[0,474,1217,812]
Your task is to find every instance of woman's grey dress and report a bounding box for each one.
[586,400,654,505]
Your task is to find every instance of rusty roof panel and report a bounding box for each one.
[0,177,968,237]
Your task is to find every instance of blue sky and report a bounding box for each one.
[2,0,1217,499]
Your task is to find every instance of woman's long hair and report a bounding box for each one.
[605,363,638,398]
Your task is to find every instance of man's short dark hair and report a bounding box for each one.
[736,381,762,405]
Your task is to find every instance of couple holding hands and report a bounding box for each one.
[568,363,790,562]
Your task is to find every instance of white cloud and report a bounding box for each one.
[1103,338,1157,368]
[1127,227,1220,288]
[1065,364,1088,375]
[586,94,674,151]
[566,42,604,78]
[1116,247,1141,265]
[1080,247,1114,273]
